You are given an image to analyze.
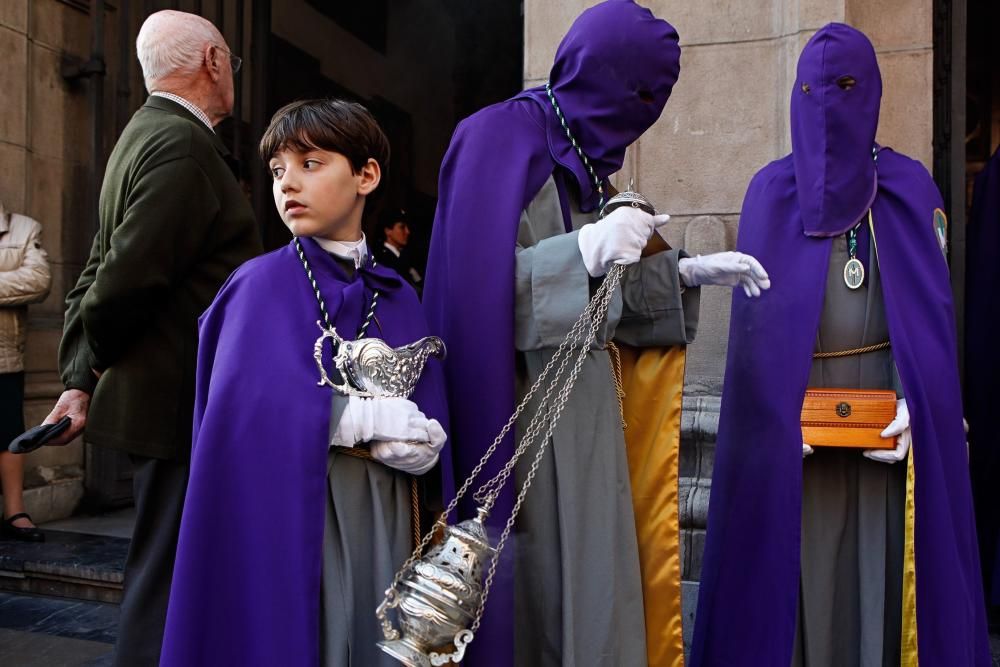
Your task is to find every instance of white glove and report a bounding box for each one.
[802,443,815,458]
[577,207,671,277]
[678,251,771,297]
[331,396,431,447]
[370,419,447,475]
[864,398,910,463]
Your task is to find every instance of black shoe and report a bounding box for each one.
[1,512,45,542]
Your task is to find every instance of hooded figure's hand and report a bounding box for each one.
[577,207,671,277]
[678,251,771,297]
[864,398,910,463]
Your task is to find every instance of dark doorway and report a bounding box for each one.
[963,0,1000,626]
[252,1,524,267]
[77,0,523,509]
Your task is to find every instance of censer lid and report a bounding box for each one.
[599,177,656,219]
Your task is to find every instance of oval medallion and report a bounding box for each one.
[843,257,865,290]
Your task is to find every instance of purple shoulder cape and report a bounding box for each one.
[422,99,556,666]
[161,237,450,667]
[690,149,991,665]
[966,147,1000,605]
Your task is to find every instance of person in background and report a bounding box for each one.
[375,207,424,295]
[0,199,51,542]
[40,10,260,665]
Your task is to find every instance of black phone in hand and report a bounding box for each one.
[7,417,72,454]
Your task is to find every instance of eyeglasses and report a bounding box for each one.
[214,45,242,74]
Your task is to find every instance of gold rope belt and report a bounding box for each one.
[812,340,891,359]
[336,446,421,548]
[607,341,627,430]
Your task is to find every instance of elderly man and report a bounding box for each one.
[42,10,260,665]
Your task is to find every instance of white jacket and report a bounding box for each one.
[0,212,51,373]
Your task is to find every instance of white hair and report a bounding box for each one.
[136,10,221,91]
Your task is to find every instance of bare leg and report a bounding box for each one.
[0,451,33,527]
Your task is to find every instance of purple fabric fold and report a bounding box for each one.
[691,25,990,665]
[423,3,680,664]
[161,237,450,666]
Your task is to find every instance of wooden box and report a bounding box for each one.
[800,388,897,449]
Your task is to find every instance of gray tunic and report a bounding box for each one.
[513,176,699,667]
[319,450,411,667]
[318,258,413,667]
[793,235,906,667]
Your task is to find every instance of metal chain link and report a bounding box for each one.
[381,81,621,635]
[380,264,625,607]
[471,264,624,633]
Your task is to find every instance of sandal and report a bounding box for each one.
[1,512,45,542]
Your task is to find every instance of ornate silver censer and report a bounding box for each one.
[376,176,662,665]
[314,325,446,398]
[376,507,494,666]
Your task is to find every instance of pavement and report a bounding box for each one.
[0,508,998,666]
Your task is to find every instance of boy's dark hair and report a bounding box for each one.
[259,98,390,197]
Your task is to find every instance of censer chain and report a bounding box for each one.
[470,264,623,633]
[381,264,625,599]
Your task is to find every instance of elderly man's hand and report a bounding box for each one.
[42,389,90,445]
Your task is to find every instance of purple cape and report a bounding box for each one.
[160,237,450,666]
[691,24,990,666]
[422,2,680,663]
[966,147,1000,605]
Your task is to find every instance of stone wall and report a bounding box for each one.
[523,0,934,593]
[0,0,130,521]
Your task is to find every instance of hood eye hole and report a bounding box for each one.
[837,75,857,90]
[801,82,811,94]
[637,89,655,103]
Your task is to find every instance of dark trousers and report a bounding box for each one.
[113,454,189,667]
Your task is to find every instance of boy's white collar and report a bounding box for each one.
[313,234,368,268]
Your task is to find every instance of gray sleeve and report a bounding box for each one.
[514,229,595,351]
[614,249,700,347]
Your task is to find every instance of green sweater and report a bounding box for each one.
[59,96,262,459]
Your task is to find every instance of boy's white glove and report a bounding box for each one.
[864,398,910,463]
[678,252,771,297]
[370,420,447,475]
[331,396,432,447]
[577,207,671,277]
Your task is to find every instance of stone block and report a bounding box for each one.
[676,215,737,384]
[876,49,933,171]
[682,527,707,581]
[793,0,845,32]
[0,142,27,212]
[523,0,590,81]
[22,439,84,472]
[681,580,700,656]
[23,324,61,375]
[9,478,84,523]
[30,43,89,163]
[26,154,72,263]
[653,0,781,46]
[30,0,89,57]
[637,41,783,216]
[847,0,932,51]
[0,26,27,146]
[0,0,27,32]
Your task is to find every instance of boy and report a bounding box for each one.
[161,99,450,667]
